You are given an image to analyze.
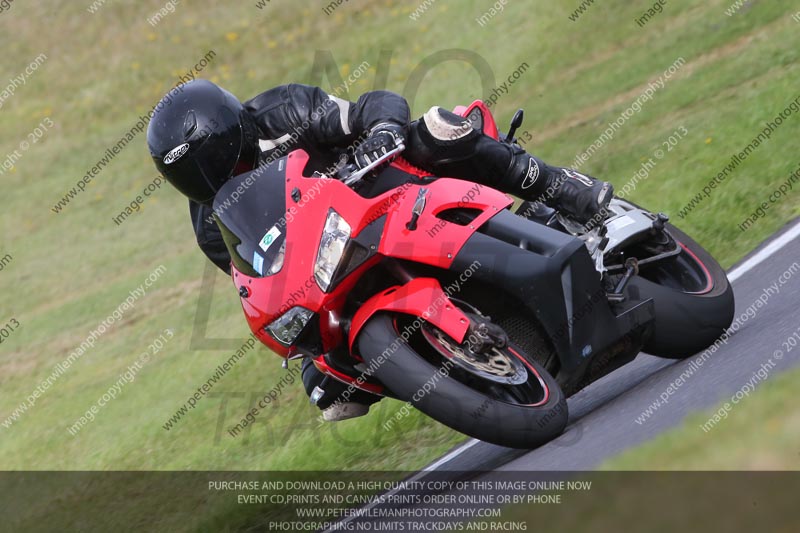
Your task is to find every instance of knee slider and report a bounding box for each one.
[422,106,475,143]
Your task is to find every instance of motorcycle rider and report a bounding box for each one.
[147,79,613,421]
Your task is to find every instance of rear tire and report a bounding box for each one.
[357,314,568,449]
[630,222,735,358]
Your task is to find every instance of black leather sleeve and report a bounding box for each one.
[189,200,231,274]
[349,89,411,135]
[243,84,410,150]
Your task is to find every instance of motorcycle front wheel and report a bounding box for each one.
[357,313,568,449]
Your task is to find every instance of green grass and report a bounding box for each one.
[1,0,798,490]
[3,0,800,530]
[601,364,800,470]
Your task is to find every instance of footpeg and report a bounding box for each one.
[607,258,639,303]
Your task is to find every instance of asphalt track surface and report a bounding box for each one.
[321,218,800,532]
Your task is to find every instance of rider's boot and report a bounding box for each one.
[504,147,614,226]
[405,106,613,226]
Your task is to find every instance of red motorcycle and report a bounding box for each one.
[213,101,734,448]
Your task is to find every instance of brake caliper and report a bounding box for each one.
[464,312,508,354]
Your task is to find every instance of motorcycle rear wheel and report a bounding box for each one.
[627,221,735,358]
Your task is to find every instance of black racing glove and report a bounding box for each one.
[354,123,406,170]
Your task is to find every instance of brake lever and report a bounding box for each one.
[341,143,405,187]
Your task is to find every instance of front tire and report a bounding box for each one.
[357,314,568,449]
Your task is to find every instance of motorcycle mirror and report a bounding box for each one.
[506,109,524,143]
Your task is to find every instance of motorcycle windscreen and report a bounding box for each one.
[212,161,287,278]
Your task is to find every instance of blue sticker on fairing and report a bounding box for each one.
[253,252,264,276]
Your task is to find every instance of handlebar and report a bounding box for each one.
[339,143,406,186]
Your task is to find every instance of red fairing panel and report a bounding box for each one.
[311,355,385,395]
[348,277,471,351]
[378,178,512,268]
[233,149,510,358]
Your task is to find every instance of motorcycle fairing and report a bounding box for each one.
[347,277,471,352]
[452,100,500,140]
[450,209,655,393]
[217,149,510,357]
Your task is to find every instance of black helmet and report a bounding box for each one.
[147,79,260,205]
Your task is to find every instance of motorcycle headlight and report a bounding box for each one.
[265,306,314,346]
[314,209,351,291]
